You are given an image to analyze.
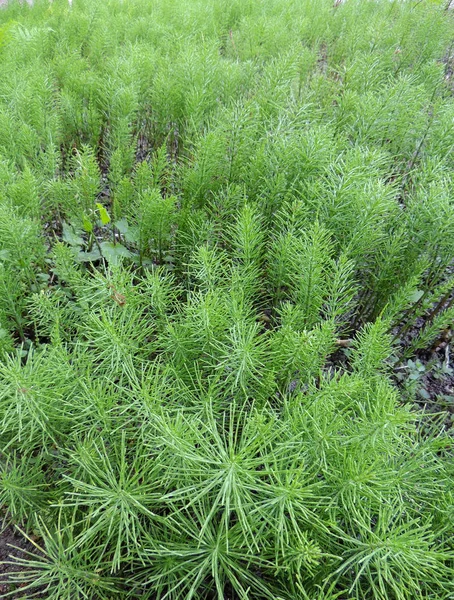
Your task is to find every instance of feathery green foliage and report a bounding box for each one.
[0,0,453,599]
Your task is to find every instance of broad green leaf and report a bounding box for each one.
[114,218,130,234]
[408,290,424,303]
[82,215,93,233]
[96,203,111,225]
[100,242,133,265]
[418,388,430,400]
[62,223,84,247]
[123,225,140,244]
[77,248,102,263]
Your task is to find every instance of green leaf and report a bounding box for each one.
[96,203,111,226]
[82,215,93,233]
[408,290,424,303]
[77,248,102,263]
[123,225,139,244]
[114,218,129,235]
[418,388,430,400]
[62,223,84,247]
[114,218,139,242]
[100,242,132,265]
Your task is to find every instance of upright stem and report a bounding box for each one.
[428,289,454,321]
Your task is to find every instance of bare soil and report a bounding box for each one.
[0,517,37,598]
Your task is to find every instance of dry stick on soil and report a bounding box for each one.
[336,338,353,348]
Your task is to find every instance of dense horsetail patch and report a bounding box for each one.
[0,0,453,599]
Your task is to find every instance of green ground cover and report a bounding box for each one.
[0,0,453,598]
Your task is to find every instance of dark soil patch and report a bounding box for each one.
[413,341,454,431]
[0,517,42,599]
[391,319,454,433]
